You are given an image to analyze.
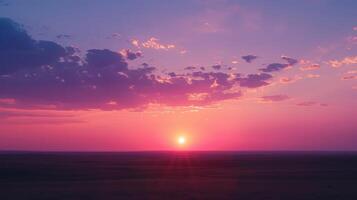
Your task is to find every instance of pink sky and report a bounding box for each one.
[0,0,356,151]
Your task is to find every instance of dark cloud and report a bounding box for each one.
[237,73,272,88]
[121,49,142,60]
[241,55,258,63]
[259,56,298,73]
[260,63,289,73]
[86,49,128,70]
[260,95,290,102]
[184,66,196,70]
[281,56,298,65]
[212,65,221,70]
[0,18,72,75]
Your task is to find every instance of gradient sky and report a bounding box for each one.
[0,0,356,151]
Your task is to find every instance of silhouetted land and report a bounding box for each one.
[1,151,357,199]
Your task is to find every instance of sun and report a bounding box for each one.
[177,136,186,145]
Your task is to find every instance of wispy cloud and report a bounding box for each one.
[279,76,302,84]
[341,75,356,80]
[300,64,320,71]
[327,56,357,68]
[296,101,327,107]
[260,95,290,102]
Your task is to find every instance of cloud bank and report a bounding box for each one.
[0,18,293,110]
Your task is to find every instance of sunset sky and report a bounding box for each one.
[0,0,356,151]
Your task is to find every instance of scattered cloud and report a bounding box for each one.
[306,74,320,79]
[341,75,356,80]
[347,70,357,74]
[0,17,307,111]
[296,101,327,107]
[300,64,320,71]
[133,37,176,50]
[260,56,298,73]
[184,66,196,70]
[260,63,289,73]
[212,65,222,70]
[241,55,258,63]
[237,73,272,88]
[327,56,357,68]
[119,49,142,60]
[260,95,290,102]
[281,56,298,65]
[131,39,140,47]
[279,76,302,84]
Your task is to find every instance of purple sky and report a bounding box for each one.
[0,0,356,151]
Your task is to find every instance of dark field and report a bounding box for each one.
[1,152,357,199]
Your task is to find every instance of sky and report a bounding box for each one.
[0,0,356,151]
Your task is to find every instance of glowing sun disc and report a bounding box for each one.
[178,136,186,145]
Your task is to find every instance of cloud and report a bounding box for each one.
[341,75,356,80]
[184,66,196,70]
[0,18,280,111]
[306,74,320,79]
[241,55,258,63]
[0,110,74,119]
[279,76,302,84]
[300,64,320,71]
[212,65,222,70]
[281,56,298,65]
[296,101,327,107]
[260,95,290,102]
[327,56,357,68]
[237,73,272,88]
[0,98,16,105]
[0,18,73,75]
[259,56,298,73]
[86,49,128,70]
[347,70,357,74]
[119,49,142,60]
[131,39,140,47]
[260,63,289,73]
[140,37,175,50]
